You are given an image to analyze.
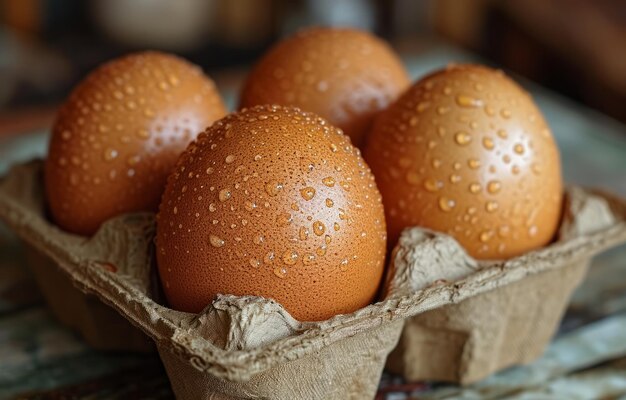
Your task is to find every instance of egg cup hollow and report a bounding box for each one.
[1,161,625,398]
[24,248,155,352]
[383,185,626,384]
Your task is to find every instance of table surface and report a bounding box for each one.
[1,44,626,400]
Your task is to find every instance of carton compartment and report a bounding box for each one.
[1,161,625,398]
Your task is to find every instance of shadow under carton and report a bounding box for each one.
[1,160,625,398]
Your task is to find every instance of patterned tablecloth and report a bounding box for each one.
[1,45,626,399]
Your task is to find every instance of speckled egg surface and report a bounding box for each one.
[364,64,562,259]
[239,27,410,147]
[156,105,387,321]
[45,51,227,235]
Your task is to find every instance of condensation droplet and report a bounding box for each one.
[514,144,525,155]
[529,225,538,237]
[498,225,510,237]
[313,221,326,236]
[438,197,456,212]
[325,198,334,207]
[282,250,298,265]
[487,180,501,193]
[449,174,461,184]
[103,148,118,161]
[480,230,493,242]
[302,253,316,266]
[276,212,292,226]
[456,94,483,108]
[334,222,340,231]
[300,187,316,200]
[469,182,481,194]
[497,129,508,139]
[249,258,260,268]
[455,131,472,145]
[416,101,430,113]
[482,137,495,150]
[322,177,335,187]
[225,155,235,164]
[219,189,232,202]
[209,235,225,248]
[501,109,511,119]
[485,201,499,213]
[468,159,481,169]
[299,226,309,240]
[406,171,420,185]
[273,267,287,279]
[424,178,443,192]
[265,180,283,196]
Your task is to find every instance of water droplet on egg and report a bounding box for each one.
[209,235,225,247]
[438,197,455,212]
[103,148,118,161]
[485,201,499,212]
[300,187,316,200]
[424,178,443,192]
[455,131,472,145]
[468,159,481,169]
[219,189,232,202]
[282,250,298,265]
[313,221,326,236]
[456,94,483,108]
[487,180,501,193]
[322,177,335,187]
[265,180,283,196]
[480,230,493,242]
[469,182,481,193]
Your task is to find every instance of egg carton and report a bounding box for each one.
[24,248,154,352]
[1,161,625,399]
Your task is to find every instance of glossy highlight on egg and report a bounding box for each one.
[239,27,410,147]
[156,105,387,321]
[45,51,227,235]
[364,64,562,259]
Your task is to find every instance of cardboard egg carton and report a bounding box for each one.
[1,160,625,398]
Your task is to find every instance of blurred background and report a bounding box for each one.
[0,0,625,134]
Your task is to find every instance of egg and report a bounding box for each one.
[239,27,410,147]
[364,64,562,259]
[45,51,227,235]
[156,105,387,321]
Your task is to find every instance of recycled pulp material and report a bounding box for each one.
[25,249,154,352]
[1,161,625,398]
[385,186,626,384]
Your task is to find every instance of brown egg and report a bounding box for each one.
[364,64,562,259]
[239,27,410,147]
[156,105,387,321]
[45,51,227,235]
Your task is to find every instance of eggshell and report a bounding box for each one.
[364,64,562,259]
[156,105,387,321]
[45,51,227,235]
[239,27,410,147]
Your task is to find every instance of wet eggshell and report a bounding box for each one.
[364,64,562,259]
[156,105,387,321]
[45,51,227,235]
[239,27,410,147]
